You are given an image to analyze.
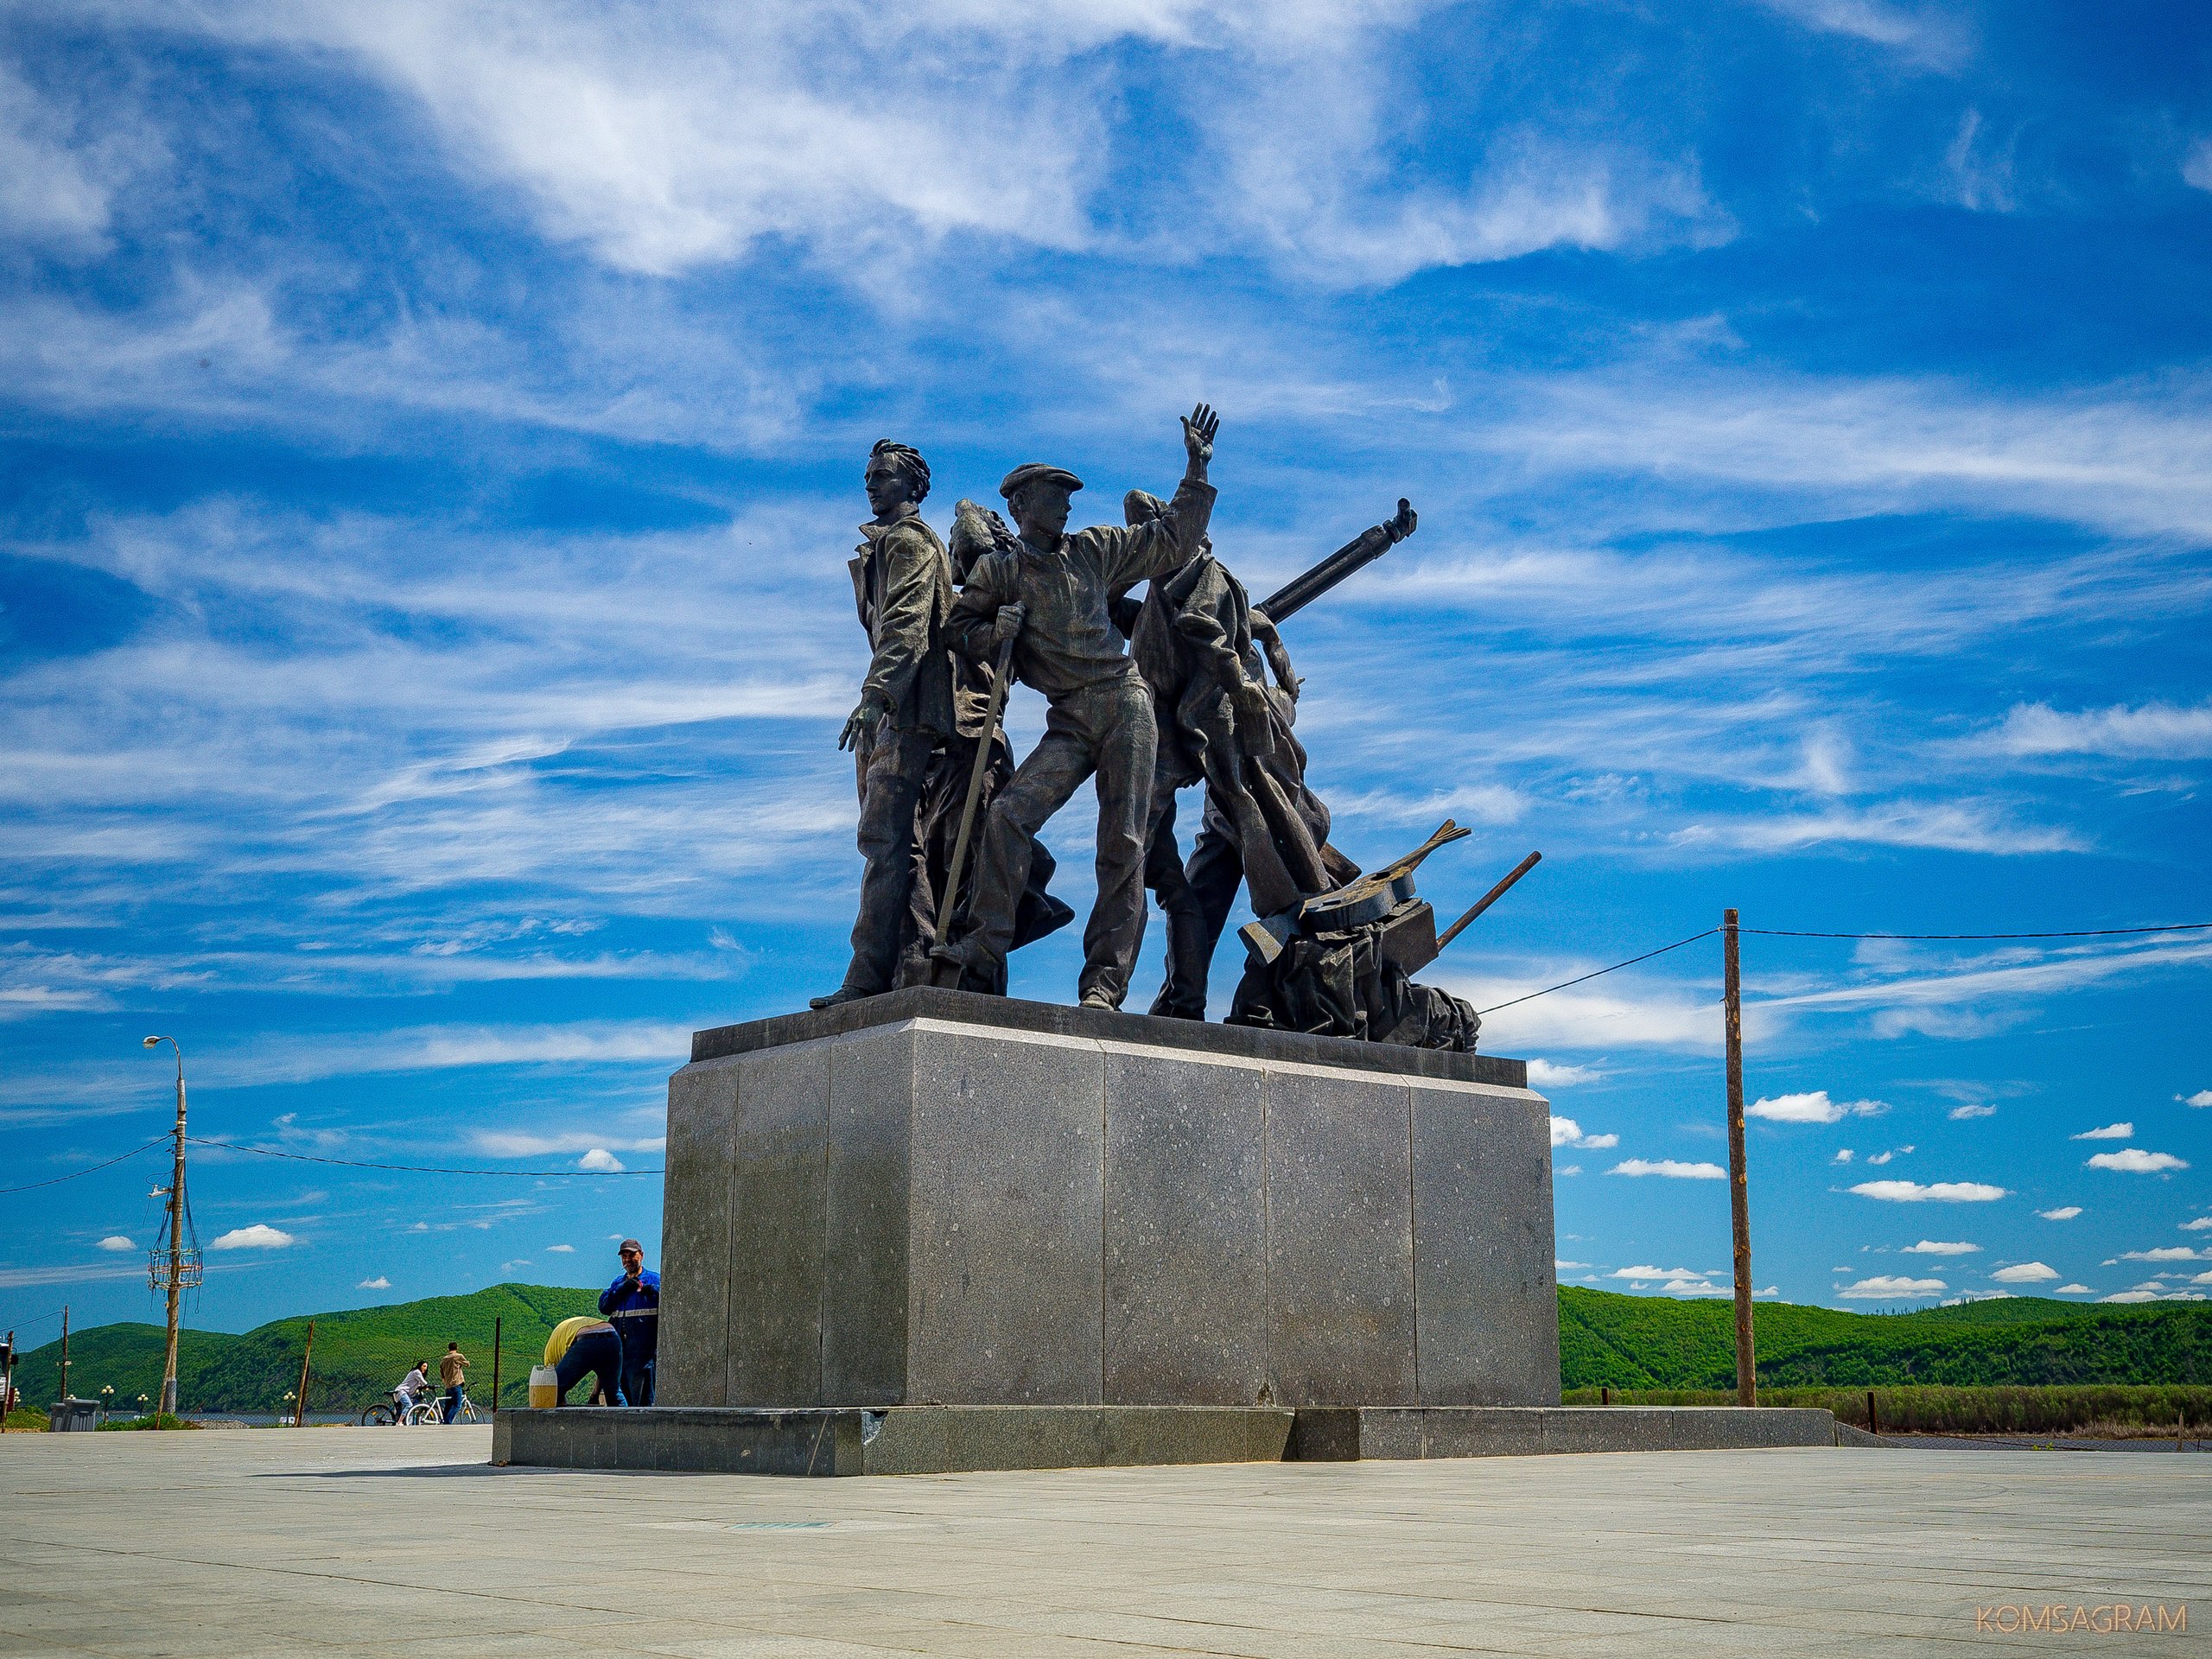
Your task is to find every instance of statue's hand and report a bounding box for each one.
[839,697,885,753]
[1182,403,1219,472]
[994,601,1027,644]
[1385,497,1416,543]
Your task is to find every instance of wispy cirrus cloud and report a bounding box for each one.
[1986,701,2212,761]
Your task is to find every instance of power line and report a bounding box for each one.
[188,1137,662,1177]
[1741,922,2212,941]
[1469,917,2212,1016]
[1476,929,1719,1016]
[0,1137,171,1196]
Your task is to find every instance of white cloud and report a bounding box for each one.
[207,1224,296,1250]
[1547,1116,1617,1150]
[357,1274,391,1289]
[2039,1206,2082,1221]
[1865,1147,1913,1165]
[2100,1289,2209,1304]
[0,62,141,245]
[576,1147,625,1172]
[1527,1058,1604,1088]
[1610,1159,1726,1179]
[2183,1217,2212,1231]
[1850,1179,2007,1203]
[1902,1240,1978,1255]
[2186,139,2212,193]
[1746,1090,1885,1124]
[1990,1262,2059,1284]
[1832,1148,1853,1164]
[1988,700,2212,760]
[2055,1283,2093,1294]
[1837,1274,1946,1300]
[2183,1090,2212,1108]
[1554,1259,1590,1270]
[545,1243,575,1253]
[2118,1248,2207,1263]
[1947,1103,1995,1121]
[95,1234,136,1252]
[474,1129,668,1158]
[1609,1265,1706,1280]
[2071,1122,2132,1140]
[2193,1271,2212,1287]
[2086,1148,2190,1173]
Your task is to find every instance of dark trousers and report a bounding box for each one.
[620,1355,654,1408]
[554,1329,625,1406]
[840,727,941,996]
[1151,794,1244,1017]
[441,1383,462,1422]
[958,677,1156,1006]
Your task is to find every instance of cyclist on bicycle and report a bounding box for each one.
[394,1359,429,1424]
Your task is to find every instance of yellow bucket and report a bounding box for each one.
[528,1364,559,1408]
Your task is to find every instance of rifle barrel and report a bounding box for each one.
[1255,500,1409,623]
[1436,851,1541,950]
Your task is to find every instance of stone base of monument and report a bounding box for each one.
[1286,1404,1842,1460]
[493,1404,1297,1476]
[494,988,1836,1476]
[492,1402,1843,1475]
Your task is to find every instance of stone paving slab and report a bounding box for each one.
[3,1427,2205,1656]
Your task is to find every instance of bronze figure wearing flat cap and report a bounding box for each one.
[931,405,1220,1007]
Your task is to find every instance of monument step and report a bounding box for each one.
[493,1402,1843,1476]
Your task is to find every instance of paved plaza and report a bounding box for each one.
[3,1427,2205,1656]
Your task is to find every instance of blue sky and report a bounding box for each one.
[4,0,2209,1344]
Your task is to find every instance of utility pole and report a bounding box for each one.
[58,1306,71,1402]
[491,1315,503,1412]
[292,1320,315,1428]
[3,1327,15,1420]
[143,1036,200,1416]
[1723,908,1756,1408]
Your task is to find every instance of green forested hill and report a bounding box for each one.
[1560,1287,2212,1389]
[15,1282,2206,1413]
[10,1283,602,1412]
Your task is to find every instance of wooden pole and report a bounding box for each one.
[292,1319,315,1427]
[3,1327,14,1420]
[491,1316,503,1412]
[159,1052,188,1415]
[1723,908,1756,1408]
[1866,1389,1878,1435]
[58,1306,70,1402]
[1435,851,1542,950]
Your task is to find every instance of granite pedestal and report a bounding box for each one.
[653,988,1560,1415]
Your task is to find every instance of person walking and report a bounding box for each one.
[436,1341,470,1423]
[599,1239,659,1406]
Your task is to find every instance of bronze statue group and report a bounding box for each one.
[814,406,1487,1052]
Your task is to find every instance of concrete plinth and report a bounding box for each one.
[655,989,1559,1414]
[1289,1405,1843,1459]
[494,1404,1296,1476]
[493,1402,1842,1476]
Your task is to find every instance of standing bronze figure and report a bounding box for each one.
[931,406,1220,1007]
[812,441,957,1008]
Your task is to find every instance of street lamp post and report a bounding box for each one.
[142,1035,199,1416]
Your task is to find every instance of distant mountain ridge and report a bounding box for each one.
[1560,1286,2211,1389]
[15,1283,2208,1410]
[10,1283,602,1412]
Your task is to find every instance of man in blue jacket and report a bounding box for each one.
[599,1238,659,1407]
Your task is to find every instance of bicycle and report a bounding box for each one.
[359,1389,474,1426]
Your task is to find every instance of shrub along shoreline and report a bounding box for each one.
[1561,1384,2212,1436]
